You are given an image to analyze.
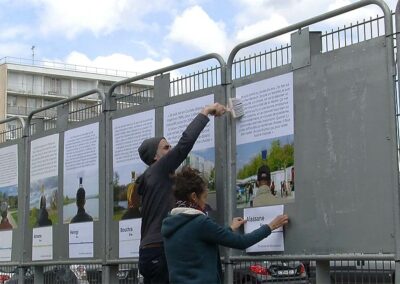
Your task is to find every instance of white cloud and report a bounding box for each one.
[167,5,230,56]
[0,43,32,58]
[235,14,290,43]
[61,51,174,74]
[0,26,31,40]
[132,40,161,58]
[234,0,394,35]
[34,0,171,38]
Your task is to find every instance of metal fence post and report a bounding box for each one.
[33,266,43,284]
[18,267,26,284]
[223,64,234,284]
[102,264,118,284]
[395,260,400,284]
[394,2,400,279]
[316,260,330,283]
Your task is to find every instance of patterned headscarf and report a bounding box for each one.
[175,200,206,213]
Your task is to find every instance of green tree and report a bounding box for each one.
[113,172,120,187]
[237,140,294,179]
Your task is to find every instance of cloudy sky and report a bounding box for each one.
[0,0,397,74]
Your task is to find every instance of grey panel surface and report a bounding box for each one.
[291,28,311,70]
[286,36,397,254]
[232,36,397,255]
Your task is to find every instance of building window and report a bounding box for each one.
[27,98,36,112]
[7,95,17,107]
[44,77,61,95]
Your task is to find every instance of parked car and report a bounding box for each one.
[6,265,88,284]
[0,267,15,284]
[328,260,395,284]
[233,260,309,283]
[79,264,142,284]
[117,267,143,283]
[6,264,142,283]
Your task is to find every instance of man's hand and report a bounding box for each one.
[201,103,226,117]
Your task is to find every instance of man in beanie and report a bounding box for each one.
[253,165,282,207]
[137,102,226,283]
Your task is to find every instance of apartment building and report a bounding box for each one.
[0,57,153,131]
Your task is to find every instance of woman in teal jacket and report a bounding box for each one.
[161,167,289,284]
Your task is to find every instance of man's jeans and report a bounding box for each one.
[139,247,169,284]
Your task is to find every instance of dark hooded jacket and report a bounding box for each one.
[138,114,209,247]
[161,207,272,284]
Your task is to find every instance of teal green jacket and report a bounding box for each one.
[161,207,272,284]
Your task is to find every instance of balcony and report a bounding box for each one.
[7,106,57,117]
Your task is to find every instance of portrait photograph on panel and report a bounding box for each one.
[63,123,99,223]
[236,135,294,208]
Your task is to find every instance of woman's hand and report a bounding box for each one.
[230,217,246,231]
[268,214,289,231]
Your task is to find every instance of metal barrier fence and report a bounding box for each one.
[1,260,396,283]
[0,117,25,143]
[0,1,399,284]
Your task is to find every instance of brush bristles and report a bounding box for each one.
[228,98,244,118]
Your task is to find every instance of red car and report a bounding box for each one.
[234,260,309,283]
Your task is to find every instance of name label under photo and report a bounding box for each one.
[244,205,285,253]
[0,230,12,262]
[69,222,93,258]
[32,226,53,261]
[119,219,141,258]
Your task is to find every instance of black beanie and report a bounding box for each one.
[138,137,164,166]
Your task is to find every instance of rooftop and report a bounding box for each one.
[0,56,141,78]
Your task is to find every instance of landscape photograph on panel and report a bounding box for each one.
[30,134,59,227]
[236,73,294,208]
[0,145,18,230]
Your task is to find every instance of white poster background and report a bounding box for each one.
[69,222,94,258]
[236,73,294,145]
[0,230,12,261]
[119,219,142,258]
[164,94,215,151]
[112,110,155,180]
[244,205,285,252]
[113,110,155,167]
[32,226,53,260]
[30,134,59,181]
[0,145,18,188]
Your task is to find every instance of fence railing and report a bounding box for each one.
[321,14,385,52]
[0,259,396,283]
[232,44,292,80]
[115,88,155,110]
[170,65,222,97]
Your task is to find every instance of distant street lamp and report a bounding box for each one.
[31,45,35,64]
